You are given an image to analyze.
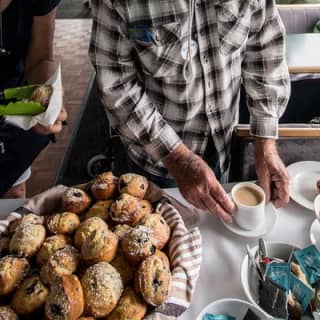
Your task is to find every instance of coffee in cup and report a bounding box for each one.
[231,182,265,230]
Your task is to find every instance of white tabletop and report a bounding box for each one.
[163,187,315,320]
[0,189,315,320]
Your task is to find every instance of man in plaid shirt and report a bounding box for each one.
[90,0,290,222]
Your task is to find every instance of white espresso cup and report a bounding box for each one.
[231,182,265,230]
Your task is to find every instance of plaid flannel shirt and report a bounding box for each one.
[89,0,290,178]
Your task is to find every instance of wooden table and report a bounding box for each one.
[286,33,320,73]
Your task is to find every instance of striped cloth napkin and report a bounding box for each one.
[0,184,202,319]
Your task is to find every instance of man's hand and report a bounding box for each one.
[33,106,67,135]
[254,138,289,208]
[163,144,236,223]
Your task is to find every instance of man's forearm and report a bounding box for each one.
[25,60,57,84]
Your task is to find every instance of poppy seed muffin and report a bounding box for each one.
[85,200,113,221]
[46,212,80,235]
[9,213,44,234]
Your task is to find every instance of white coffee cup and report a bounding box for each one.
[231,182,265,230]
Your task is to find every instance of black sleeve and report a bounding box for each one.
[30,0,61,16]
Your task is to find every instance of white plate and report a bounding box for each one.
[221,202,277,238]
[196,298,270,320]
[241,242,301,318]
[287,161,320,211]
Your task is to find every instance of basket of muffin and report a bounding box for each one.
[0,172,202,320]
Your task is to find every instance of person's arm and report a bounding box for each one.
[89,0,181,164]
[242,1,290,207]
[25,8,67,135]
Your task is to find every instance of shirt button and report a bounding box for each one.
[195,1,201,8]
[203,55,208,63]
[207,105,213,113]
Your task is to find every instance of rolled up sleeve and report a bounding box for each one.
[89,0,182,163]
[242,0,291,138]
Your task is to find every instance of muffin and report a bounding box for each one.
[0,236,10,257]
[81,262,123,318]
[61,188,91,215]
[81,228,118,265]
[0,306,18,320]
[110,249,135,285]
[135,255,172,306]
[74,217,108,249]
[112,224,131,241]
[141,200,153,216]
[0,256,29,296]
[11,274,49,316]
[85,200,113,221]
[137,213,170,249]
[91,172,118,200]
[9,213,44,234]
[155,250,170,271]
[118,173,148,199]
[40,245,79,285]
[106,287,147,320]
[46,212,80,235]
[45,275,84,320]
[9,224,46,257]
[121,225,156,265]
[36,234,70,266]
[109,193,143,226]
[78,318,95,320]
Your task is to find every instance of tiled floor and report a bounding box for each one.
[26,19,93,197]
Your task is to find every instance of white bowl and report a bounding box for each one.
[240,241,301,318]
[196,298,271,320]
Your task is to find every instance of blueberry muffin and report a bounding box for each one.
[155,250,170,271]
[74,217,108,249]
[81,229,118,265]
[45,275,84,320]
[121,225,156,265]
[135,255,172,306]
[0,256,29,296]
[61,188,91,215]
[0,306,18,320]
[81,262,123,318]
[141,199,153,216]
[106,287,147,320]
[36,234,70,266]
[46,212,80,235]
[85,200,113,221]
[91,172,118,200]
[109,193,143,226]
[11,275,49,316]
[112,224,131,241]
[137,213,170,249]
[40,245,79,285]
[118,173,148,199]
[9,213,44,234]
[9,224,46,257]
[110,249,135,285]
[0,236,10,257]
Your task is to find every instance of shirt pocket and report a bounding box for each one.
[216,0,257,55]
[130,22,183,78]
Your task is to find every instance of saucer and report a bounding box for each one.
[221,202,277,238]
[310,219,320,250]
[287,161,320,211]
